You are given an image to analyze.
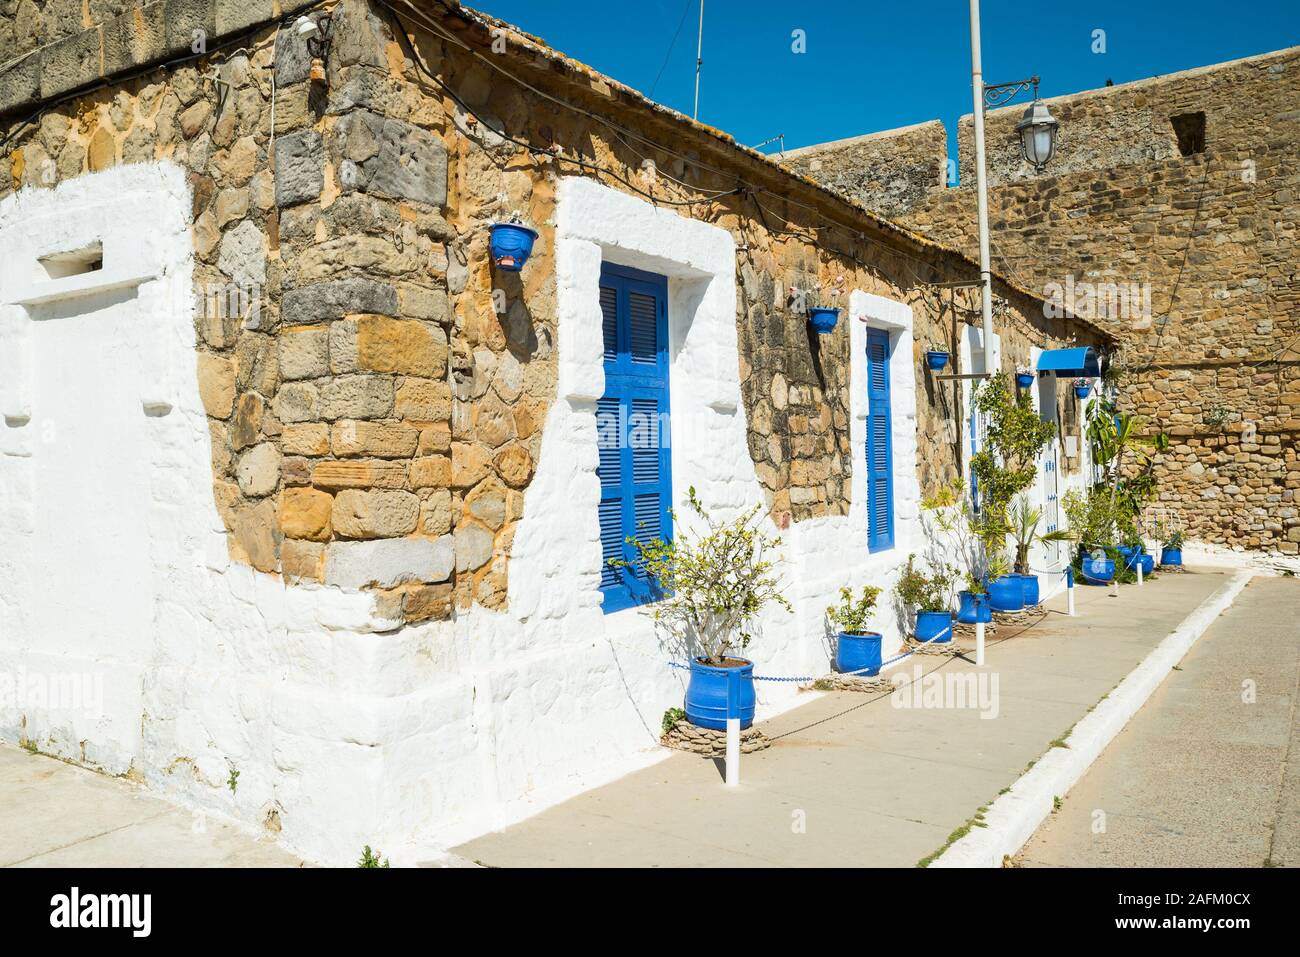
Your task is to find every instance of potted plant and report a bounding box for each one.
[958,573,992,624]
[925,345,950,371]
[895,555,955,644]
[1007,495,1072,606]
[804,275,846,335]
[616,488,791,731]
[1072,377,1093,399]
[1161,528,1185,567]
[488,211,539,271]
[984,552,1026,612]
[1015,365,1036,389]
[826,585,884,676]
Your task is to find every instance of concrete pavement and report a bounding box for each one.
[0,744,302,867]
[453,567,1236,867]
[1016,574,1300,867]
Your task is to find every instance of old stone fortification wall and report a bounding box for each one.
[783,120,948,219]
[794,46,1300,554]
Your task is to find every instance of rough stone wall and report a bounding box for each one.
[783,120,948,219]
[794,46,1300,553]
[0,0,1107,626]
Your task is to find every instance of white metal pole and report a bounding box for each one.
[724,666,739,787]
[1067,571,1076,616]
[975,620,986,667]
[725,717,739,787]
[693,0,704,121]
[969,0,995,376]
[1137,561,1144,586]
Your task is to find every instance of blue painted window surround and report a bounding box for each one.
[866,329,894,552]
[596,263,671,613]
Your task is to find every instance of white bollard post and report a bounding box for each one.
[1067,569,1076,617]
[725,718,740,787]
[976,620,986,667]
[724,669,740,787]
[1137,561,1144,586]
[1111,577,1119,598]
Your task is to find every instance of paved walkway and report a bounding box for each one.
[1017,575,1300,868]
[0,745,301,867]
[454,568,1235,867]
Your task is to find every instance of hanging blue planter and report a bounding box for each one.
[1074,384,1091,399]
[957,590,992,623]
[925,350,950,371]
[1010,572,1040,606]
[1161,547,1183,567]
[1081,557,1116,585]
[1015,372,1036,388]
[488,221,539,272]
[808,307,839,335]
[988,576,1025,612]
[915,611,953,644]
[684,657,755,730]
[835,631,882,677]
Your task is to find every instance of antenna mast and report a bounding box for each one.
[693,0,704,120]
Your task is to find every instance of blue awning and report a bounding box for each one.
[1037,347,1100,378]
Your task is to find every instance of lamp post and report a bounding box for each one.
[967,0,1059,376]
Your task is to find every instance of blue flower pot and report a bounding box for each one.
[915,611,953,644]
[957,590,992,624]
[1117,544,1143,570]
[808,307,839,334]
[835,631,882,677]
[488,222,538,271]
[988,576,1025,613]
[1074,385,1091,399]
[1139,554,1155,576]
[925,351,950,371]
[1161,547,1183,567]
[1011,572,1040,606]
[1081,557,1116,585]
[1016,372,1035,388]
[684,657,756,730]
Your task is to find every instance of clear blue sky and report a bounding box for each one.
[474,0,1298,174]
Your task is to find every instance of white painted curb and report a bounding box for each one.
[929,570,1255,868]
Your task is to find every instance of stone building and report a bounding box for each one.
[789,46,1300,556]
[0,0,1109,862]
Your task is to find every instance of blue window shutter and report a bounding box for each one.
[598,263,671,613]
[866,330,894,552]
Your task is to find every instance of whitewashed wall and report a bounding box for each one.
[0,169,952,866]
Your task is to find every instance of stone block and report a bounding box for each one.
[408,455,450,489]
[394,378,451,421]
[101,2,169,77]
[274,129,323,207]
[278,325,329,380]
[319,374,393,420]
[281,537,325,582]
[0,52,41,116]
[40,28,104,101]
[163,0,217,62]
[331,489,419,539]
[282,279,398,325]
[350,316,446,376]
[215,0,276,37]
[217,218,267,286]
[330,420,419,458]
[325,536,454,589]
[454,523,494,572]
[197,353,236,419]
[236,442,281,497]
[280,487,333,542]
[228,498,281,573]
[333,110,447,207]
[311,458,407,490]
[273,381,319,423]
[402,583,453,622]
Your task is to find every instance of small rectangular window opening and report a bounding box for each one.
[38,242,104,280]
[1170,112,1206,157]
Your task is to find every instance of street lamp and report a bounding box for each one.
[1017,96,1059,171]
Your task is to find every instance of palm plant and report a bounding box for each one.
[1008,495,1072,575]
